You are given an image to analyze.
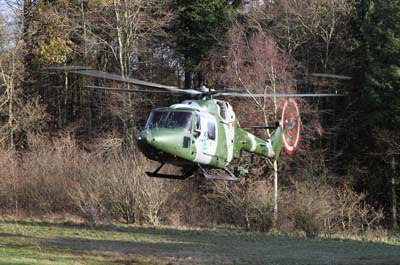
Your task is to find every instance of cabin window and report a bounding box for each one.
[193,114,201,138]
[146,111,193,130]
[207,122,216,140]
[183,136,190,148]
[217,101,227,119]
[195,115,201,130]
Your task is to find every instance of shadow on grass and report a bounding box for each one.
[0,239,144,265]
[47,236,207,257]
[0,231,216,264]
[0,219,262,243]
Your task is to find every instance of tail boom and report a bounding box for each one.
[238,127,283,160]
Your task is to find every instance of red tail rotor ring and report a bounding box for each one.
[281,98,301,155]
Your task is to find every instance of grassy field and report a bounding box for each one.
[0,219,399,265]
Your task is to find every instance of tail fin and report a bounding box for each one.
[268,125,284,161]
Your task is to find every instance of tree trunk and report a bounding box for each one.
[22,0,35,93]
[196,72,203,88]
[390,156,398,230]
[184,71,192,89]
[113,0,127,77]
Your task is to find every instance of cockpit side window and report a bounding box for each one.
[167,112,193,130]
[145,111,168,129]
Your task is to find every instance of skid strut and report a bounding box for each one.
[198,165,239,181]
[146,163,194,180]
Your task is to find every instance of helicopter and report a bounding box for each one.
[47,66,344,181]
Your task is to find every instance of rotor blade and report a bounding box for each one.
[46,66,202,95]
[71,69,176,89]
[310,73,352,80]
[215,93,344,98]
[78,70,202,95]
[85,85,183,94]
[220,85,294,92]
[219,86,264,92]
[44,66,93,71]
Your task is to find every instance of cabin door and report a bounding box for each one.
[202,117,217,157]
[193,114,218,164]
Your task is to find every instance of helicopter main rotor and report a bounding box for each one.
[45,66,347,99]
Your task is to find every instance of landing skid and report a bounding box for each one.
[198,165,239,181]
[146,163,194,180]
[146,163,240,181]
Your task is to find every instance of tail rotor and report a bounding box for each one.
[281,98,301,155]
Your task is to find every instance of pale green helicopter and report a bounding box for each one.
[48,67,344,180]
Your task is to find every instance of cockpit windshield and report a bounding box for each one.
[145,111,193,130]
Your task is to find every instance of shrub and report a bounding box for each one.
[279,182,336,237]
[0,133,175,226]
[279,181,385,238]
[335,185,384,235]
[18,134,82,212]
[0,149,18,213]
[69,146,175,225]
[208,180,274,231]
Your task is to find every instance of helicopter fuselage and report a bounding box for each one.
[136,99,283,169]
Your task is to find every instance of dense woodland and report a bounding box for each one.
[0,0,399,238]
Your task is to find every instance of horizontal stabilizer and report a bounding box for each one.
[248,121,280,130]
[249,125,277,129]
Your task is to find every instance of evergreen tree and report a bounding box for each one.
[363,0,400,127]
[171,0,242,89]
[356,0,400,229]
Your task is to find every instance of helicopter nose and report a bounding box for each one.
[148,131,176,152]
[136,128,190,157]
[136,129,171,152]
[136,130,161,158]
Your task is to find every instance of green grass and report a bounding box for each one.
[0,219,399,265]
